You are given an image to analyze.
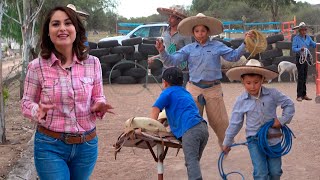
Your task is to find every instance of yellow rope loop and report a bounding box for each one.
[244,30,267,59]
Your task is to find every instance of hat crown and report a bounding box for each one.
[169,5,186,15]
[67,4,77,11]
[245,59,263,67]
[299,22,306,26]
[196,13,206,17]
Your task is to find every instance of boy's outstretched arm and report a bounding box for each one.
[151,107,162,122]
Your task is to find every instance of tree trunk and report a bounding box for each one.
[0,1,7,144]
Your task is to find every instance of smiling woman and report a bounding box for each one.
[21,6,114,180]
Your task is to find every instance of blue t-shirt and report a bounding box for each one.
[153,86,204,138]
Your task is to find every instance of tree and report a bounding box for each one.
[0,0,6,144]
[233,0,296,22]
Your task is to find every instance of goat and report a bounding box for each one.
[277,61,298,82]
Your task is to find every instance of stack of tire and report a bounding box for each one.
[88,37,163,84]
[224,33,318,82]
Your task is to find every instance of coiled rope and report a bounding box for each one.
[244,30,267,59]
[299,48,314,66]
[256,120,296,158]
[218,119,295,179]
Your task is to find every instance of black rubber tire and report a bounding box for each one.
[114,76,137,84]
[114,60,136,70]
[151,68,163,76]
[98,40,119,48]
[266,34,284,44]
[104,69,121,80]
[99,54,122,64]
[261,59,273,66]
[124,52,148,61]
[88,42,97,49]
[260,48,283,60]
[111,46,135,54]
[89,48,110,58]
[230,38,244,48]
[243,52,259,60]
[121,37,143,46]
[264,64,278,73]
[101,63,108,77]
[142,38,157,44]
[148,59,163,70]
[138,44,159,55]
[266,44,273,50]
[212,38,232,47]
[123,67,147,78]
[275,41,292,50]
[272,56,296,65]
[138,60,148,69]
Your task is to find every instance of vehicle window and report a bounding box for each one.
[132,27,150,38]
[149,26,164,37]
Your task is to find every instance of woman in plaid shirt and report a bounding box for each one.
[21,6,113,180]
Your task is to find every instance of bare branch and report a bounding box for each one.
[28,0,45,24]
[3,11,21,25]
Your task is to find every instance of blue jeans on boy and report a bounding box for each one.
[247,136,282,180]
[182,121,209,180]
[34,131,98,180]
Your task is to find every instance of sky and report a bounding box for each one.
[116,0,318,19]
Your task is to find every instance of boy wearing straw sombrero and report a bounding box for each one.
[155,13,252,150]
[292,22,317,102]
[222,59,295,180]
[151,67,209,180]
[149,5,192,87]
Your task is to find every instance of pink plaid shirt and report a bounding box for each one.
[21,53,106,133]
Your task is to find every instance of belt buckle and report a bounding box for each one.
[63,133,82,144]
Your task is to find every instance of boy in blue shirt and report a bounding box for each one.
[151,67,209,180]
[222,59,295,180]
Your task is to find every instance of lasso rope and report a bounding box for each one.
[218,119,295,180]
[244,30,267,59]
[299,48,314,66]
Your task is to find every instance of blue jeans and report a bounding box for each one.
[182,121,209,180]
[247,136,282,180]
[34,131,98,180]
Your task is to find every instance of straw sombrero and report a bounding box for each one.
[177,13,223,36]
[157,5,187,19]
[292,22,310,30]
[226,59,278,81]
[67,4,89,17]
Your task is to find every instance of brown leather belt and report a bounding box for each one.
[267,133,282,139]
[37,126,96,144]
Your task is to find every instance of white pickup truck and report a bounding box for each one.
[99,23,168,45]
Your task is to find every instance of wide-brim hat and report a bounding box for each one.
[157,5,187,19]
[177,13,223,36]
[67,4,89,17]
[226,59,278,81]
[292,22,309,30]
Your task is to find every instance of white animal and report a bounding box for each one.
[278,61,298,82]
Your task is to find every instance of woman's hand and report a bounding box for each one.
[37,103,56,121]
[155,38,165,53]
[91,102,115,117]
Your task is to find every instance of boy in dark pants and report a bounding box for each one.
[151,67,209,180]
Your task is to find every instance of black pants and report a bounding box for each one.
[296,56,309,98]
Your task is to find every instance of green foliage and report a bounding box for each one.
[2,87,9,105]
[1,0,23,45]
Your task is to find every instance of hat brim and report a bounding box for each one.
[76,10,89,17]
[292,25,310,30]
[177,16,223,36]
[157,7,187,19]
[226,66,278,81]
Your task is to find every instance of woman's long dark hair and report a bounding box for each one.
[40,6,88,63]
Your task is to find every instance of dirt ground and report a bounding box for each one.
[1,79,319,179]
